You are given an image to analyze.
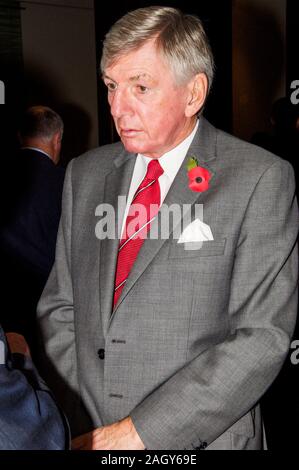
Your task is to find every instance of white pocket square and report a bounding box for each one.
[177,219,214,244]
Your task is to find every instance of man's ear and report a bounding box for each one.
[52,131,61,147]
[185,73,208,117]
[52,131,62,164]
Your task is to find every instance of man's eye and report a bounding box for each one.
[136,85,148,94]
[106,82,117,92]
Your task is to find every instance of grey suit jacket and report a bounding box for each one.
[37,118,298,450]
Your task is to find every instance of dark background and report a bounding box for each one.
[0,0,298,450]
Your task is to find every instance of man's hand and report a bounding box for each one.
[71,416,145,450]
[6,333,31,357]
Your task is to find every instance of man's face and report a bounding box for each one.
[104,39,196,158]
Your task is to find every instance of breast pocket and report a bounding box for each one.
[168,238,227,259]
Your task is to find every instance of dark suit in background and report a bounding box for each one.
[0,148,65,353]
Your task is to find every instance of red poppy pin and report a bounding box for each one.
[187,157,211,192]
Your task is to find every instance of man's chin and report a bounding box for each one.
[121,139,143,155]
[120,136,157,157]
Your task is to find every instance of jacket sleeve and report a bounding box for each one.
[0,328,69,450]
[130,159,298,450]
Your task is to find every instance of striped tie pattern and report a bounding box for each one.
[113,159,164,309]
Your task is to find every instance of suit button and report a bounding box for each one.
[97,348,105,360]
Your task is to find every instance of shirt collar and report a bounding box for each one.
[138,119,199,181]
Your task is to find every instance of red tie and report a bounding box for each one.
[113,159,164,308]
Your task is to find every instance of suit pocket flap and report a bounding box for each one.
[168,238,226,258]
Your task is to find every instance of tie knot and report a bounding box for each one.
[145,159,164,181]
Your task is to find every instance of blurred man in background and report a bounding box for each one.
[0,106,65,355]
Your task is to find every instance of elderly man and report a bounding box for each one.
[37,7,298,450]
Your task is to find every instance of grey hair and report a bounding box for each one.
[18,106,64,141]
[101,6,215,93]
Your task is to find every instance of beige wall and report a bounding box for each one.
[232,0,286,141]
[20,0,99,154]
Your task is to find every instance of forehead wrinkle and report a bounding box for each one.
[104,69,158,86]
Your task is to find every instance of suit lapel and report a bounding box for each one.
[100,150,136,336]
[111,118,218,320]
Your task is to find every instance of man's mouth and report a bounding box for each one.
[120,128,142,137]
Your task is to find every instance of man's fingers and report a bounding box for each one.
[6,332,31,357]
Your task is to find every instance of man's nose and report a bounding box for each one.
[109,89,132,118]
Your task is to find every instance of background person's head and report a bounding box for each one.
[101,7,214,158]
[18,106,64,164]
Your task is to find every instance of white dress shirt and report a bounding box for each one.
[121,120,199,236]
